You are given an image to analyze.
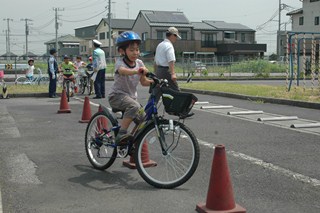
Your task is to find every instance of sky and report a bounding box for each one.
[0,0,302,56]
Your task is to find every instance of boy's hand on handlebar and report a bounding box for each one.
[138,67,148,75]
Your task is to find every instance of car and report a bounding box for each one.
[191,61,207,76]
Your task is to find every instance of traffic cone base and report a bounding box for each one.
[57,89,71,113]
[196,203,246,213]
[79,96,92,123]
[123,156,157,170]
[123,142,157,169]
[196,145,246,213]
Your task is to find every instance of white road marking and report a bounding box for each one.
[198,139,320,187]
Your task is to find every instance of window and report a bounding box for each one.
[311,0,320,2]
[299,17,304,25]
[201,33,216,47]
[224,31,235,39]
[99,32,105,40]
[180,32,187,40]
[241,33,246,42]
[142,32,148,41]
[157,31,166,40]
[315,17,319,25]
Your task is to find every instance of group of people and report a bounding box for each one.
[46,26,182,145]
[47,39,106,98]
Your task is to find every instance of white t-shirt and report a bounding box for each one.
[154,39,175,67]
[108,58,144,99]
[26,65,34,78]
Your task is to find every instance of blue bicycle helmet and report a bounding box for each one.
[116,31,141,47]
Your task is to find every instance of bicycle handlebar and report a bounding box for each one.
[146,72,168,86]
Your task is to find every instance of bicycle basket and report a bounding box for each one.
[161,87,198,117]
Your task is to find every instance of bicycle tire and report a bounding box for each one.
[79,78,85,94]
[66,81,70,102]
[38,76,50,85]
[134,119,200,189]
[85,112,117,170]
[86,78,91,95]
[15,76,28,85]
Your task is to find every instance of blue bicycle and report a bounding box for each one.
[85,73,200,189]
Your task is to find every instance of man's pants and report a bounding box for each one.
[49,73,56,97]
[154,66,180,102]
[94,69,106,97]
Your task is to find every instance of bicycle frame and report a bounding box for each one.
[98,73,170,155]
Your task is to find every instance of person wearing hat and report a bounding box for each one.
[154,26,181,97]
[26,58,35,81]
[92,39,107,99]
[48,48,58,98]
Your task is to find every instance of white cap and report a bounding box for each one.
[93,39,102,46]
[167,27,181,39]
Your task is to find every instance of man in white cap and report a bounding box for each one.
[92,39,107,99]
[154,26,181,97]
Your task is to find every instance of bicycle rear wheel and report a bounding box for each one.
[85,112,117,170]
[15,76,28,85]
[38,76,50,85]
[66,81,70,102]
[134,119,200,189]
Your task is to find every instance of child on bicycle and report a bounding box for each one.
[86,56,94,93]
[74,56,87,91]
[59,55,77,91]
[26,58,35,81]
[108,31,153,145]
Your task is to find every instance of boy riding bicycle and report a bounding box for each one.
[59,55,77,92]
[107,31,153,146]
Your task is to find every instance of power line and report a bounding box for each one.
[60,9,107,23]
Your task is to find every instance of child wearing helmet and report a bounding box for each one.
[26,58,35,80]
[59,55,77,92]
[107,31,153,146]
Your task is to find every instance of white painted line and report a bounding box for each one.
[257,116,298,122]
[73,97,99,107]
[197,139,320,187]
[195,101,209,105]
[227,110,264,115]
[290,123,320,128]
[201,105,234,109]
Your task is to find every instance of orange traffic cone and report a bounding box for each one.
[123,141,157,169]
[57,89,71,113]
[79,96,92,123]
[196,145,246,213]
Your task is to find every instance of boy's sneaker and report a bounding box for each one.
[115,133,134,146]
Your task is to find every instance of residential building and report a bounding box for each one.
[131,10,266,62]
[44,34,83,57]
[285,0,319,58]
[95,18,135,57]
[75,25,97,57]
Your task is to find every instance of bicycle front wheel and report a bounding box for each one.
[38,76,50,85]
[134,119,200,189]
[85,112,117,170]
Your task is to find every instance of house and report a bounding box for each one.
[131,10,266,62]
[75,25,97,57]
[284,0,319,58]
[20,52,38,60]
[131,10,194,55]
[95,18,135,57]
[44,34,83,57]
[0,52,18,60]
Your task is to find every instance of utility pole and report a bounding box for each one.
[53,7,64,55]
[278,0,282,61]
[3,18,13,56]
[21,18,32,57]
[108,0,112,62]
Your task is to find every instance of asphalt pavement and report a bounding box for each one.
[0,82,320,213]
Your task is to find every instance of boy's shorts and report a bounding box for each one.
[108,94,144,123]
